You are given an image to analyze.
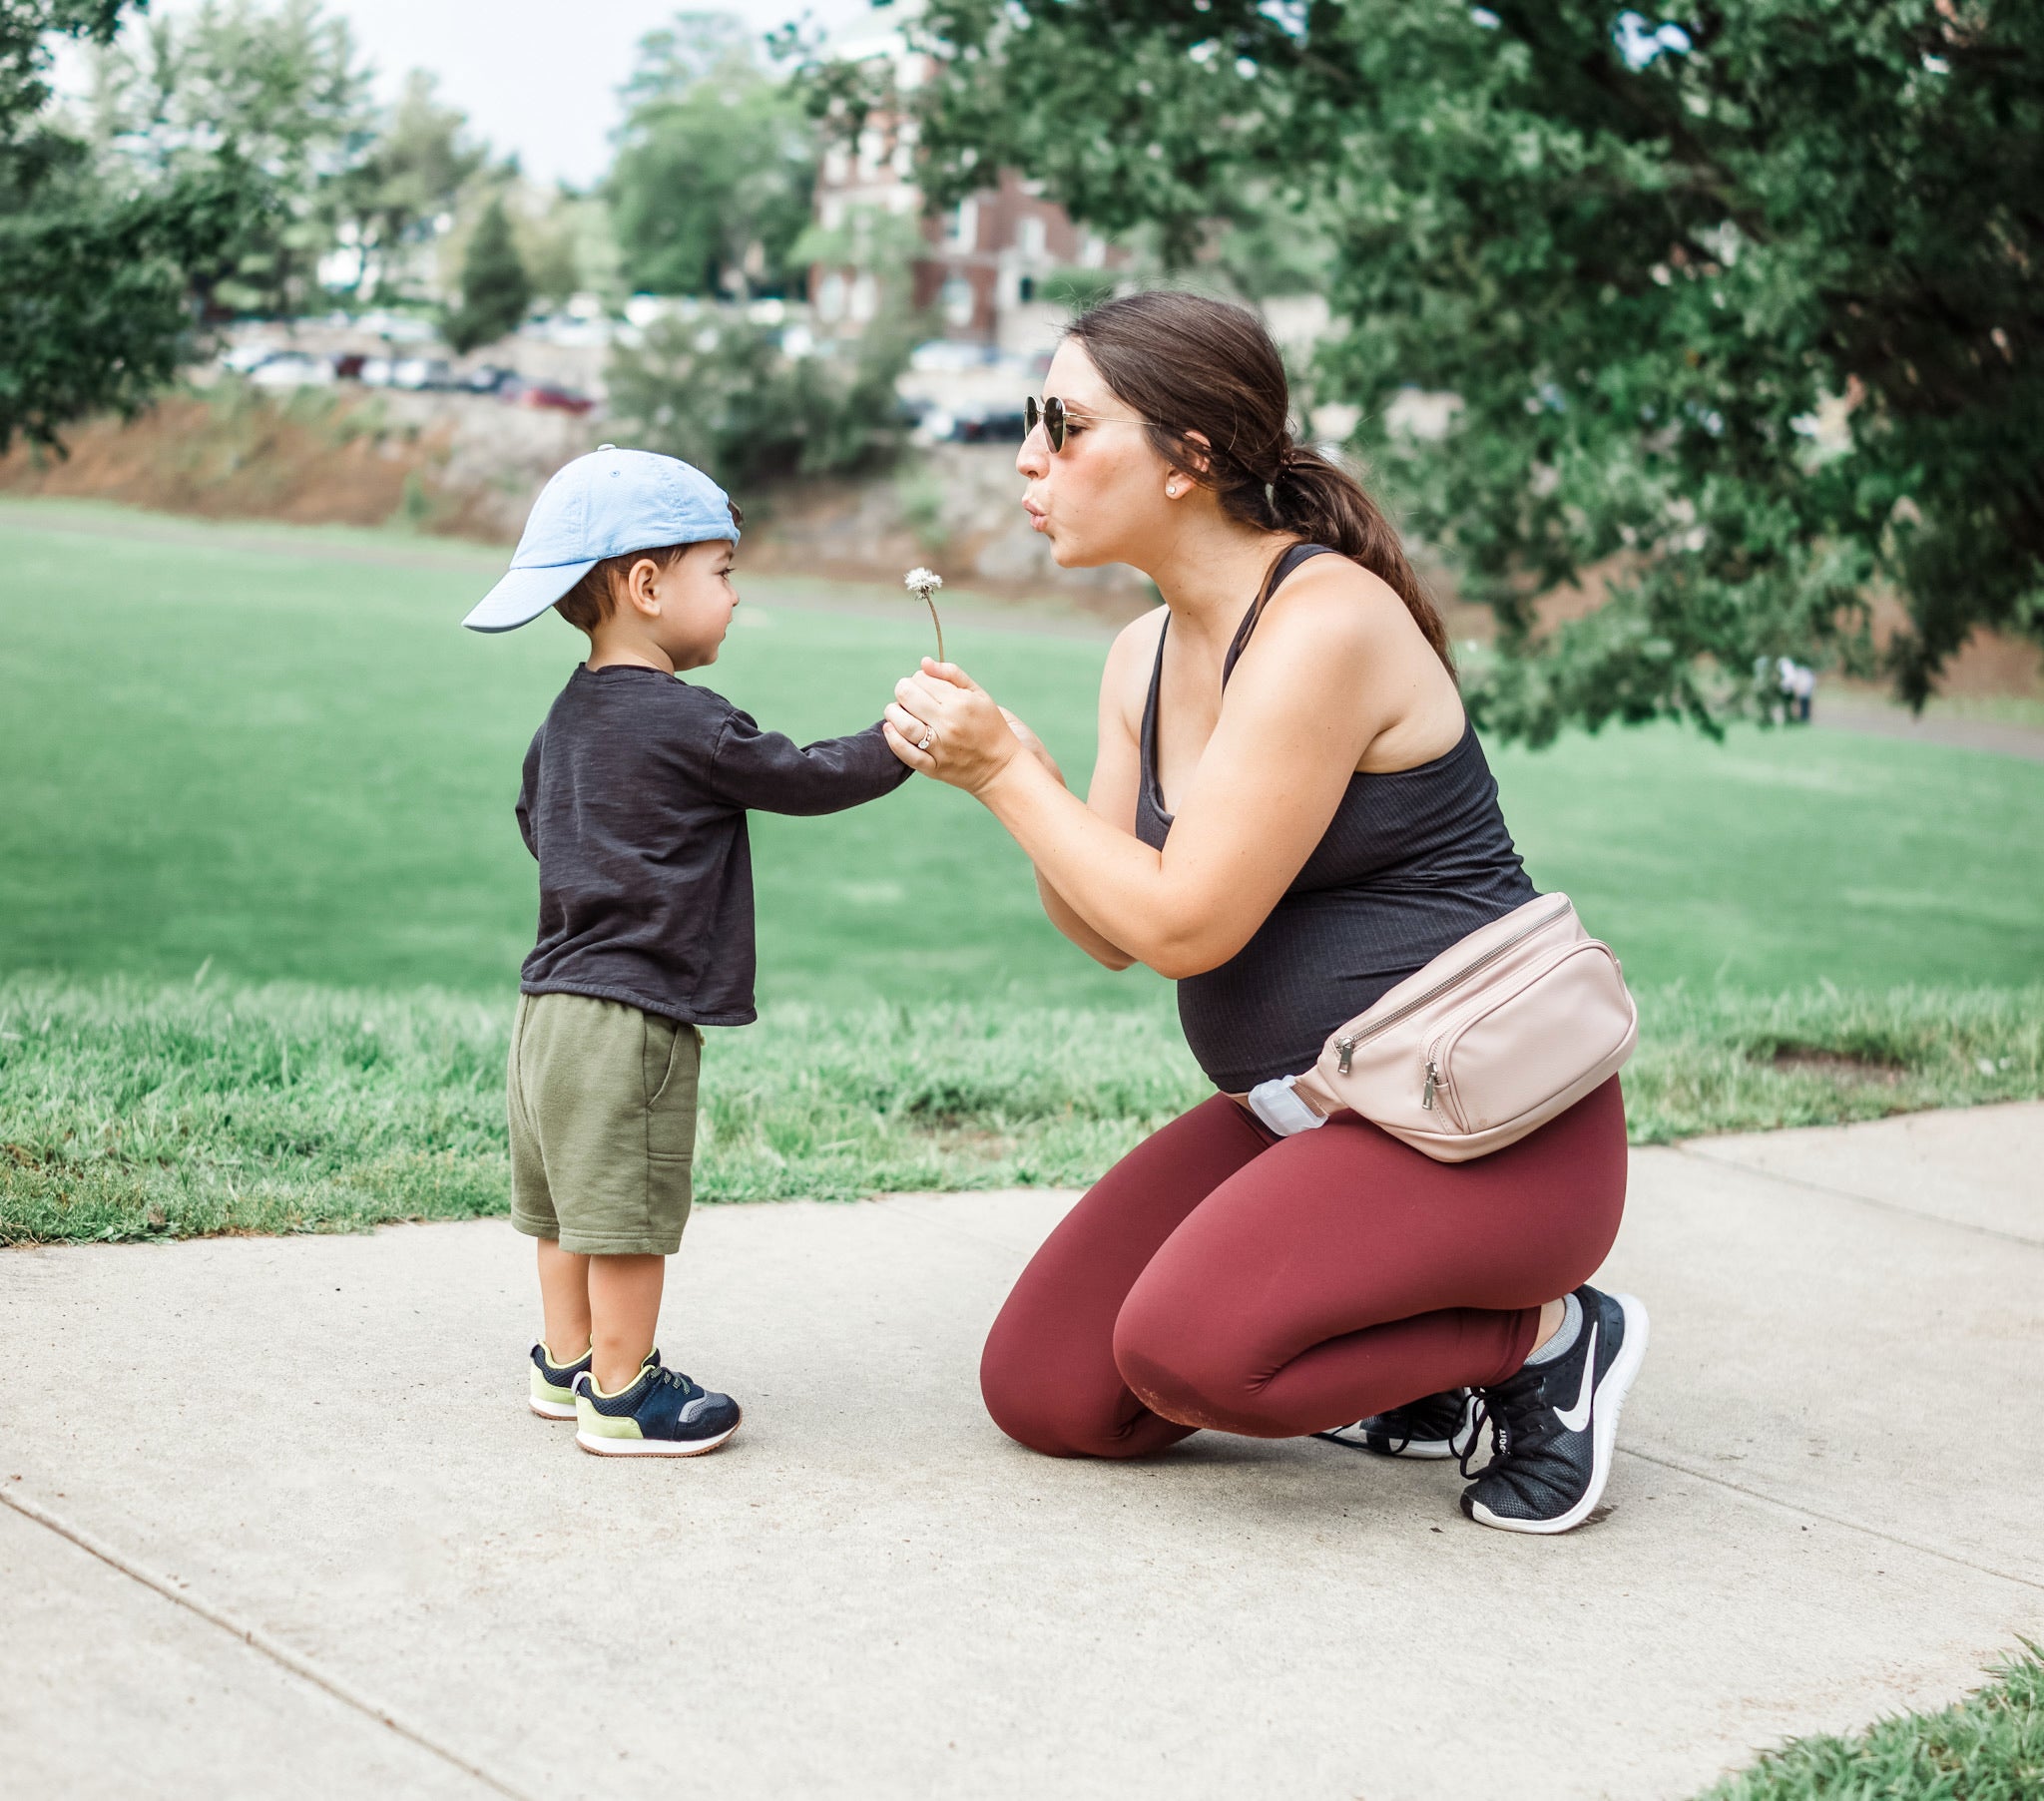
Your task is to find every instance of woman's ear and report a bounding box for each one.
[1180,428,1214,479]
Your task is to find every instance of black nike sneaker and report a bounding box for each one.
[1316,1388,1476,1460]
[1459,1286,1649,1535]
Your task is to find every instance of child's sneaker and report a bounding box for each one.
[573,1358,742,1458]
[529,1341,595,1420]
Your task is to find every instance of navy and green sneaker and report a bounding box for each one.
[529,1341,596,1420]
[573,1357,742,1458]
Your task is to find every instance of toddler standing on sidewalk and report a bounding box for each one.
[463,447,910,1456]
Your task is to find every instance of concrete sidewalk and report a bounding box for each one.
[3,1104,2040,1801]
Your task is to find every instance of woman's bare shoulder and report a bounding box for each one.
[1100,603,1170,733]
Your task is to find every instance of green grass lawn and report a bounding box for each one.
[4,500,2040,1005]
[1,498,2040,1244]
[1697,1643,2042,1801]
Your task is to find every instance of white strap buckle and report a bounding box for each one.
[1246,1075,1326,1137]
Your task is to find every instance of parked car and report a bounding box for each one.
[388,356,453,391]
[516,383,596,415]
[247,352,336,389]
[461,364,520,395]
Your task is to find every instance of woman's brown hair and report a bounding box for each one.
[1065,291,1453,675]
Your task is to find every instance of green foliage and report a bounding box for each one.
[80,0,374,315]
[607,12,816,299]
[1694,1642,2043,1801]
[1039,266,1117,311]
[606,308,913,488]
[887,2,2044,735]
[442,194,529,353]
[1,156,261,449]
[4,974,2037,1243]
[325,69,485,306]
[0,0,271,450]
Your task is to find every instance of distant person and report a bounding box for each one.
[884,293,1646,1535]
[463,448,909,1457]
[1777,657,1815,723]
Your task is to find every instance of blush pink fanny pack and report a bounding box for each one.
[1238,893,1637,1161]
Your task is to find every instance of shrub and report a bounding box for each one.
[606,311,914,490]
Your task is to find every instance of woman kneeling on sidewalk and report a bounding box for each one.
[882,293,1646,1534]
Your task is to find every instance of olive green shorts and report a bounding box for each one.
[507,991,702,1256]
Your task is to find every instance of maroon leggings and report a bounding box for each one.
[980,1080,1628,1457]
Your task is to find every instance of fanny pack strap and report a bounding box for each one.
[1231,1069,1345,1136]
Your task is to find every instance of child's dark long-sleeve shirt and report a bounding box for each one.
[516,663,910,1024]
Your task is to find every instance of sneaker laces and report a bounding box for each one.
[645,1365,703,1402]
[1457,1366,1555,1482]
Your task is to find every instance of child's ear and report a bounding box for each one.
[623,558,664,617]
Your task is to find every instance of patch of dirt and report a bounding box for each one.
[1767,1047,1906,1086]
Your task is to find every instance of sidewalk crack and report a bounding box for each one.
[1618,1445,2044,1594]
[0,1485,536,1800]
[1672,1144,2043,1248]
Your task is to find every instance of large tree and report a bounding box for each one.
[609,12,817,300]
[844,1,2043,734]
[81,0,372,315]
[327,69,485,305]
[1,0,264,452]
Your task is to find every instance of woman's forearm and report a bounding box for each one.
[977,757,1213,977]
[1034,867,1136,970]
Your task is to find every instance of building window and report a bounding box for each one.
[940,276,975,328]
[850,273,879,322]
[945,199,979,252]
[1019,216,1047,260]
[1019,274,1036,303]
[816,271,847,323]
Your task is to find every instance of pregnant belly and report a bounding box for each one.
[1177,888,1525,1092]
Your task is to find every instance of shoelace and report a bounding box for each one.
[647,1366,701,1401]
[1457,1371,1558,1481]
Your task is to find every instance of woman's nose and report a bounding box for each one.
[1016,429,1048,479]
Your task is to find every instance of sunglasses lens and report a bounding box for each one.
[1025,395,1068,452]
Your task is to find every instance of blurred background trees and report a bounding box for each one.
[882,0,2044,731]
[2,0,266,450]
[607,10,816,301]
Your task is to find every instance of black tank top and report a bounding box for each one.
[1135,543,1537,1092]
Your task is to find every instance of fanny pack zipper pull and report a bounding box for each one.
[1421,1057,1439,1111]
[1337,1037,1356,1076]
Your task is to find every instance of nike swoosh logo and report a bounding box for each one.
[1555,1321,1598,1434]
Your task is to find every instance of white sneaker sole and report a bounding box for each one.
[1317,1426,1472,1461]
[575,1414,742,1458]
[529,1396,578,1421]
[1466,1293,1649,1537]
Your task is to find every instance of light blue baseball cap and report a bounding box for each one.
[462,445,740,633]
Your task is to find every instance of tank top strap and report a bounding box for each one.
[1221,542,1340,687]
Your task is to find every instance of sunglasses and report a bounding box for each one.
[1024,394,1157,454]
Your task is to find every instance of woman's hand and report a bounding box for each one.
[883,660,1030,795]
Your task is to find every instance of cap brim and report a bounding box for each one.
[461,559,599,633]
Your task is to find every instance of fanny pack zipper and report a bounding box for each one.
[1335,897,1573,1077]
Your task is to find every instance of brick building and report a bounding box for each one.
[808,11,1124,350]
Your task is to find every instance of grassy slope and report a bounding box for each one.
[1695,1644,2042,1801]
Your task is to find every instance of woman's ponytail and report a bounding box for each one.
[1068,291,1455,678]
[1272,443,1454,675]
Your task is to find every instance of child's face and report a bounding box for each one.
[644,538,740,672]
